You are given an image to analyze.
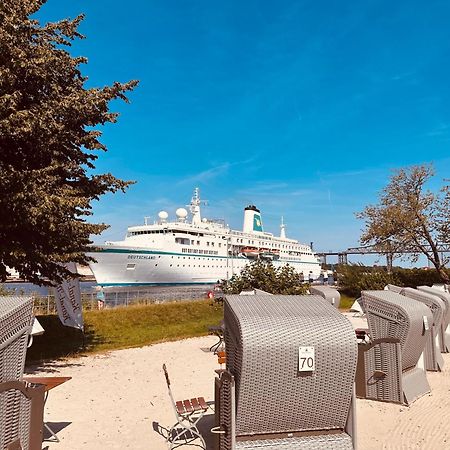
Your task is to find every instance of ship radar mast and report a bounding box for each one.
[189,187,207,226]
[280,216,286,239]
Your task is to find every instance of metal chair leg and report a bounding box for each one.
[44,423,60,443]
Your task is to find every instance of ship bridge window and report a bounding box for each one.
[130,230,165,235]
[175,237,190,245]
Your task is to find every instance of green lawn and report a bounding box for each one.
[339,293,356,310]
[27,293,357,363]
[27,299,223,362]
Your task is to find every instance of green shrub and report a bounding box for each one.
[220,260,309,295]
[336,263,449,298]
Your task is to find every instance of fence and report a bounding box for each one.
[32,286,211,315]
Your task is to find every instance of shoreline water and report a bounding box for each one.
[2,281,216,307]
[3,276,334,309]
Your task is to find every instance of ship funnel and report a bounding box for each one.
[243,205,263,234]
[280,216,286,239]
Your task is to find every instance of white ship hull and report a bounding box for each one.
[87,247,321,286]
[87,188,322,286]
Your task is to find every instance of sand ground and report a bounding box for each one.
[29,313,450,450]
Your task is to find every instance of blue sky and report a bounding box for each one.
[37,1,450,265]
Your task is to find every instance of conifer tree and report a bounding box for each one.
[0,1,138,284]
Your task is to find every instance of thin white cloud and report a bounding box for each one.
[176,163,231,186]
[391,71,416,81]
[424,122,450,137]
[175,157,256,187]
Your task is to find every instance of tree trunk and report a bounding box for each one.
[437,266,450,284]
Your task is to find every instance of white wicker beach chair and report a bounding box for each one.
[309,285,341,308]
[417,286,450,353]
[0,296,45,450]
[399,287,445,371]
[384,284,403,293]
[214,294,358,450]
[357,290,432,405]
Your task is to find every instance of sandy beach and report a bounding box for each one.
[29,314,450,450]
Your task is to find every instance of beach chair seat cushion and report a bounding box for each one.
[235,432,353,449]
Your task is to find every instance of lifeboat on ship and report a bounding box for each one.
[241,247,260,258]
[260,248,280,260]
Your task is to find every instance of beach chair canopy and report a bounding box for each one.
[417,285,450,353]
[0,296,44,450]
[309,285,341,308]
[360,290,432,371]
[400,287,445,370]
[400,287,444,329]
[384,284,403,293]
[417,286,450,325]
[224,294,357,438]
[0,296,34,382]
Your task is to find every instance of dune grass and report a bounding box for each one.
[27,299,223,363]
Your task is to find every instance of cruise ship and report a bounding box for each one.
[87,188,322,286]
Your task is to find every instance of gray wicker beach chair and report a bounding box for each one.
[384,284,403,293]
[357,290,432,405]
[399,287,445,371]
[417,286,450,353]
[0,296,45,450]
[214,294,358,450]
[238,288,272,296]
[309,285,341,308]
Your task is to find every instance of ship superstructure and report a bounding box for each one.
[87,188,321,286]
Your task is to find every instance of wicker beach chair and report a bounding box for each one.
[0,296,45,450]
[309,285,341,308]
[384,284,403,293]
[399,287,445,371]
[357,290,432,405]
[214,294,358,450]
[417,286,450,353]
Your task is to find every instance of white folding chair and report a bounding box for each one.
[162,364,208,449]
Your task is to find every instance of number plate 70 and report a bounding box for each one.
[298,346,315,372]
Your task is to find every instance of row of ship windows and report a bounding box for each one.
[130,230,210,237]
[126,263,225,269]
[181,248,219,255]
[129,230,172,236]
[171,256,219,260]
[169,264,226,268]
[175,238,222,247]
[131,232,309,254]
[232,238,309,252]
[130,230,222,240]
